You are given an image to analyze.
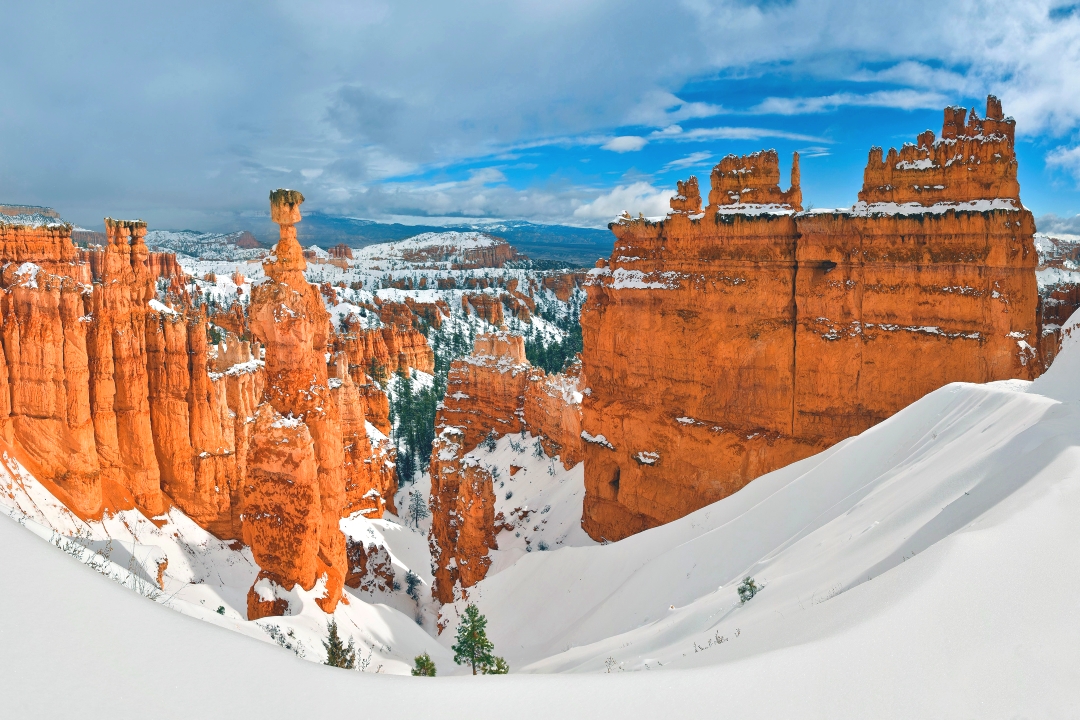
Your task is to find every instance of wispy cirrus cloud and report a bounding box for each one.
[662,151,713,172]
[750,89,949,115]
[649,124,826,143]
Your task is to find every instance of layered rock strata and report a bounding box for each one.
[0,190,395,619]
[244,190,352,618]
[428,333,582,603]
[579,96,1041,541]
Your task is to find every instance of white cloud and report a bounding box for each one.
[602,136,649,152]
[750,89,948,115]
[649,125,824,143]
[626,90,725,126]
[662,151,713,172]
[7,0,1080,227]
[572,182,673,221]
[1047,145,1080,181]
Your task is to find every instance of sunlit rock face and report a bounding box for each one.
[579,96,1040,542]
[244,189,351,618]
[427,332,584,604]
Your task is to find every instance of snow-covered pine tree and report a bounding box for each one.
[408,490,429,528]
[412,652,437,676]
[322,619,357,668]
[452,604,497,675]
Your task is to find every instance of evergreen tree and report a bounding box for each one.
[452,604,507,675]
[396,444,416,486]
[408,490,429,528]
[411,652,437,676]
[322,619,357,668]
[484,656,510,675]
[405,569,422,601]
[737,576,759,604]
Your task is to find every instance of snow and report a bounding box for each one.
[894,157,937,170]
[350,231,505,269]
[580,430,614,449]
[712,203,795,216]
[3,350,1080,715]
[1037,266,1080,290]
[848,198,1020,216]
[13,262,41,288]
[3,267,1080,715]
[148,298,178,315]
[0,212,67,228]
[609,268,683,290]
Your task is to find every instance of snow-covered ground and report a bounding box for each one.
[5,313,1080,714]
[4,235,1080,714]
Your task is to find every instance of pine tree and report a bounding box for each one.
[405,569,422,601]
[408,490,429,528]
[483,656,510,675]
[411,652,437,676]
[322,619,357,668]
[452,604,508,675]
[737,576,759,604]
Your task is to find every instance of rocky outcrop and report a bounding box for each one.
[859,97,1017,205]
[428,426,497,604]
[244,190,349,617]
[79,247,184,284]
[462,293,504,325]
[523,360,584,469]
[707,150,801,212]
[329,244,354,260]
[335,304,435,382]
[579,96,1041,542]
[382,324,435,375]
[0,191,393,619]
[428,332,586,603]
[540,272,588,302]
[345,534,395,592]
[330,353,397,518]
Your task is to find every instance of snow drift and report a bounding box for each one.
[4,320,1080,716]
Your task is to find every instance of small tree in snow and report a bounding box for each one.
[485,656,509,675]
[323,619,357,668]
[412,652,437,676]
[737,577,759,604]
[405,569,422,602]
[452,604,508,675]
[480,430,498,452]
[408,491,429,528]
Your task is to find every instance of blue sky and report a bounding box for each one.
[1,1,1079,231]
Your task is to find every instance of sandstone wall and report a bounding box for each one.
[427,332,584,603]
[579,96,1042,542]
[0,190,395,619]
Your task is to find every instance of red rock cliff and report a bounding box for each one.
[0,192,392,620]
[579,95,1040,542]
[428,332,585,603]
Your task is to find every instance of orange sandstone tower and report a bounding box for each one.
[579,96,1039,541]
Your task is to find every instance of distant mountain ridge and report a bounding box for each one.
[246,214,612,266]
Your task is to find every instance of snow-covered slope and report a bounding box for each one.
[351,231,509,269]
[4,322,1080,716]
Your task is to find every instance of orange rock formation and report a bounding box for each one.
[428,333,583,603]
[0,190,394,619]
[244,189,351,617]
[579,96,1040,541]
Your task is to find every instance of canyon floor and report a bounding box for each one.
[3,243,1080,717]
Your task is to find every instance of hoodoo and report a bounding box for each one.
[244,190,352,618]
[579,96,1040,541]
[0,191,399,619]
